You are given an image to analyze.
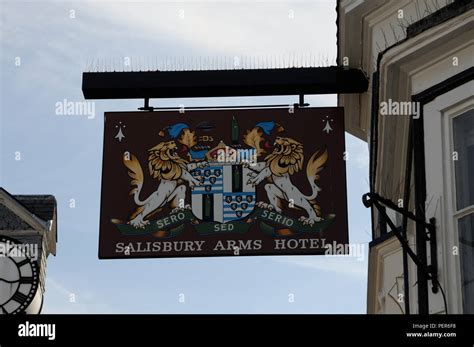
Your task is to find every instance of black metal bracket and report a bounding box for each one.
[138,98,154,112]
[362,192,439,294]
[293,94,309,108]
[82,66,369,100]
[137,95,310,112]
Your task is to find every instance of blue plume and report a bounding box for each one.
[255,121,276,135]
[167,123,189,139]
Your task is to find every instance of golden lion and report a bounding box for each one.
[247,137,328,226]
[123,141,206,229]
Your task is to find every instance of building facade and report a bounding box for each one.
[0,188,57,314]
[338,0,473,314]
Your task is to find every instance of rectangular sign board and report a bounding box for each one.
[99,107,348,258]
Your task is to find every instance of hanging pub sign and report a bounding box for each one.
[99,107,348,259]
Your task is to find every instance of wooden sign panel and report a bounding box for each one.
[99,108,348,258]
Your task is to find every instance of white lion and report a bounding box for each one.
[247,136,328,226]
[123,141,206,229]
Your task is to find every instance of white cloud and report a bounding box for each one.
[87,0,337,60]
[271,255,368,279]
[346,135,370,170]
[42,277,116,313]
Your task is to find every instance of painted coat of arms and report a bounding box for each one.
[99,108,348,258]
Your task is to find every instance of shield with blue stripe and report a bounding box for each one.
[191,163,256,223]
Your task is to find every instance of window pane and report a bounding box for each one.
[453,109,474,210]
[459,214,474,313]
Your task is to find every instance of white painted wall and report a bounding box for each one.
[339,0,473,314]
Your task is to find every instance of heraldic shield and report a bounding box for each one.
[190,163,256,223]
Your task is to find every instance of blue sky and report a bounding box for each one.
[0,0,371,313]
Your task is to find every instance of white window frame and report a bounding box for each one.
[424,81,474,314]
[447,98,474,315]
